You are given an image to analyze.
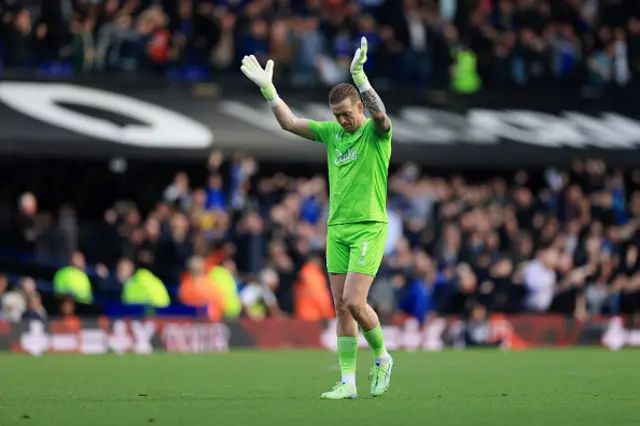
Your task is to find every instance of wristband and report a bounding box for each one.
[261,83,278,103]
[351,70,369,88]
[266,96,281,107]
[357,81,372,92]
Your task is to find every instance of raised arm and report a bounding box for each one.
[240,55,314,141]
[270,97,315,140]
[350,37,391,134]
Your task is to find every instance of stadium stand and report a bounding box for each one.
[1,0,640,89]
[1,155,639,322]
[0,0,639,325]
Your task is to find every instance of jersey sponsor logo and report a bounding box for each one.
[334,148,358,166]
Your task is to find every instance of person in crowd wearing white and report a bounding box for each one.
[522,248,558,312]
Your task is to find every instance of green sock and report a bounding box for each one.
[337,336,358,376]
[362,324,387,358]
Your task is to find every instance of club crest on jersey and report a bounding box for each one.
[334,148,358,166]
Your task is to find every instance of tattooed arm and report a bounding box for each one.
[350,37,391,134]
[360,86,391,134]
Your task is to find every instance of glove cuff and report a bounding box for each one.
[351,70,369,88]
[260,83,278,101]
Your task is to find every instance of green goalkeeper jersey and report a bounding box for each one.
[309,118,392,226]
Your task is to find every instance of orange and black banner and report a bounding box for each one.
[0,315,639,356]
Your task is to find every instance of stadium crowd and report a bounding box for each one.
[1,0,640,90]
[1,0,639,324]
[1,154,639,323]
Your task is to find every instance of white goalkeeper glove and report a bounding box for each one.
[240,55,279,106]
[350,36,371,91]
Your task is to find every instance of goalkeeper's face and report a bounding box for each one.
[330,98,365,133]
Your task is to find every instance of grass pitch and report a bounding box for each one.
[0,349,638,426]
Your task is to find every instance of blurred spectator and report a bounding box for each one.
[269,19,293,79]
[267,239,296,314]
[294,251,334,321]
[485,257,524,313]
[22,293,47,322]
[122,263,170,308]
[53,251,93,304]
[0,273,7,300]
[0,0,639,89]
[114,257,135,288]
[19,276,38,300]
[154,212,192,285]
[384,204,404,255]
[95,12,138,71]
[68,13,96,73]
[34,211,68,264]
[207,259,242,319]
[1,291,26,322]
[550,24,581,82]
[396,250,446,323]
[4,9,37,68]
[59,296,81,330]
[163,172,192,212]
[0,276,38,322]
[235,211,265,277]
[629,17,640,84]
[206,174,226,211]
[0,274,20,321]
[240,267,282,319]
[135,217,159,270]
[239,18,269,63]
[180,256,225,320]
[290,16,324,87]
[58,205,79,260]
[522,248,558,313]
[3,149,640,321]
[210,12,236,71]
[587,42,614,88]
[10,192,38,253]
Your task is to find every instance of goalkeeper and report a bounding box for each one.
[241,37,394,400]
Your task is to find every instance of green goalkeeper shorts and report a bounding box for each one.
[326,221,388,277]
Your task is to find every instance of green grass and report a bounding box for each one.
[0,349,638,426]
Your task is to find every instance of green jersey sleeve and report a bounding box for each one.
[308,120,338,145]
[375,118,392,144]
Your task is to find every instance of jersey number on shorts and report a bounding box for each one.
[358,242,369,265]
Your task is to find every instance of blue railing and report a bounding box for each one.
[0,246,182,296]
[0,248,209,317]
